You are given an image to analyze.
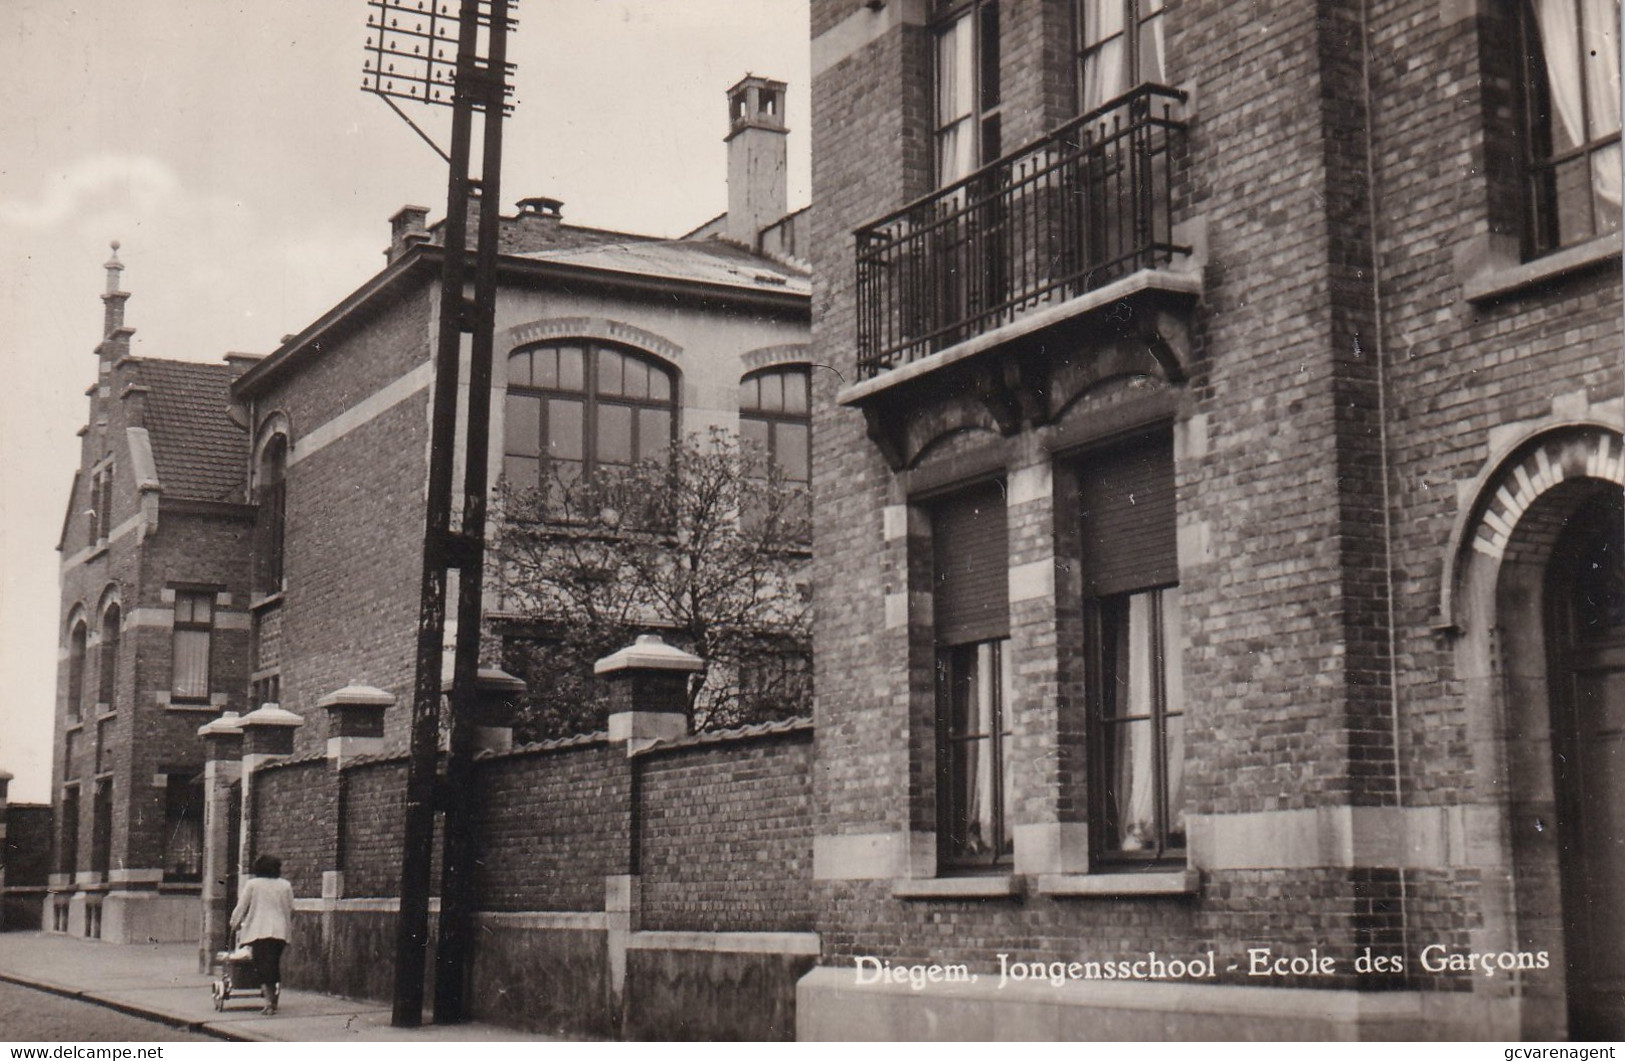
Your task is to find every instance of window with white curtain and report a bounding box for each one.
[931,481,1013,870]
[1079,431,1185,865]
[1075,0,1167,113]
[171,591,214,703]
[1519,0,1622,255]
[1094,587,1185,860]
[934,1,1002,188]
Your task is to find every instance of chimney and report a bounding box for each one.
[724,75,789,249]
[387,204,432,263]
[508,196,565,252]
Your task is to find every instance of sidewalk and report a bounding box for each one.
[0,932,554,1042]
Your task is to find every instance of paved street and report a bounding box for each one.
[0,933,557,1042]
[0,979,212,1042]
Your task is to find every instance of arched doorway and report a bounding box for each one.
[1543,488,1624,1038]
[1457,427,1623,1039]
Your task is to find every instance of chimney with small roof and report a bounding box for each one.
[724,75,789,248]
[387,204,432,263]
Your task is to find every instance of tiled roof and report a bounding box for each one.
[517,238,811,297]
[134,359,248,502]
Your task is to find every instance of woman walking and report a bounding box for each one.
[230,854,294,1015]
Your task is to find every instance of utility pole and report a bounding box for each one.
[362,0,516,1027]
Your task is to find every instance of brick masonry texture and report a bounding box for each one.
[474,741,632,912]
[335,757,444,898]
[242,725,816,932]
[250,288,434,758]
[251,758,331,897]
[636,728,815,933]
[805,0,1621,1032]
[3,806,53,888]
[53,339,253,886]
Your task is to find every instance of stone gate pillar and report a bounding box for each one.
[236,705,303,894]
[595,634,701,755]
[593,634,702,1022]
[196,712,243,971]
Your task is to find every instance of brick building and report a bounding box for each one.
[46,248,256,943]
[799,0,1620,1042]
[230,74,810,760]
[43,76,811,953]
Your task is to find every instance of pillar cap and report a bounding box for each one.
[239,704,304,729]
[593,634,704,676]
[197,711,244,738]
[316,683,395,709]
[0,770,13,783]
[441,665,528,695]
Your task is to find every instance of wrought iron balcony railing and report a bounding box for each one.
[855,84,1189,379]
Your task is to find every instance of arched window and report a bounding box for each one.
[66,619,88,723]
[98,604,120,710]
[255,434,288,595]
[503,342,675,491]
[739,365,811,495]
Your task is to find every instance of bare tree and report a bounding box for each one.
[492,429,811,738]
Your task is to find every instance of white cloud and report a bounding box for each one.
[0,154,182,230]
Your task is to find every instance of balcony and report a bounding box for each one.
[854,84,1191,381]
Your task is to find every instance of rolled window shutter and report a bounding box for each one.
[933,482,1009,644]
[1078,434,1177,597]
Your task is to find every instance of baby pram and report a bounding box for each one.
[210,937,279,1012]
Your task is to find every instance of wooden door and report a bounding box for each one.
[1556,640,1625,1039]
[1548,492,1625,1040]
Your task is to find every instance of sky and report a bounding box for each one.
[0,0,813,804]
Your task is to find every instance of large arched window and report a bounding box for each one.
[504,342,675,492]
[66,618,88,723]
[255,434,288,595]
[739,365,811,495]
[98,604,121,710]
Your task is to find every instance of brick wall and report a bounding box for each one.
[248,286,433,758]
[636,724,815,933]
[244,725,817,928]
[3,805,52,888]
[474,738,630,912]
[250,757,332,897]
[337,757,417,898]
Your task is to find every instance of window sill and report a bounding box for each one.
[251,590,285,611]
[892,875,1022,900]
[85,543,109,562]
[1035,869,1198,898]
[1463,233,1621,304]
